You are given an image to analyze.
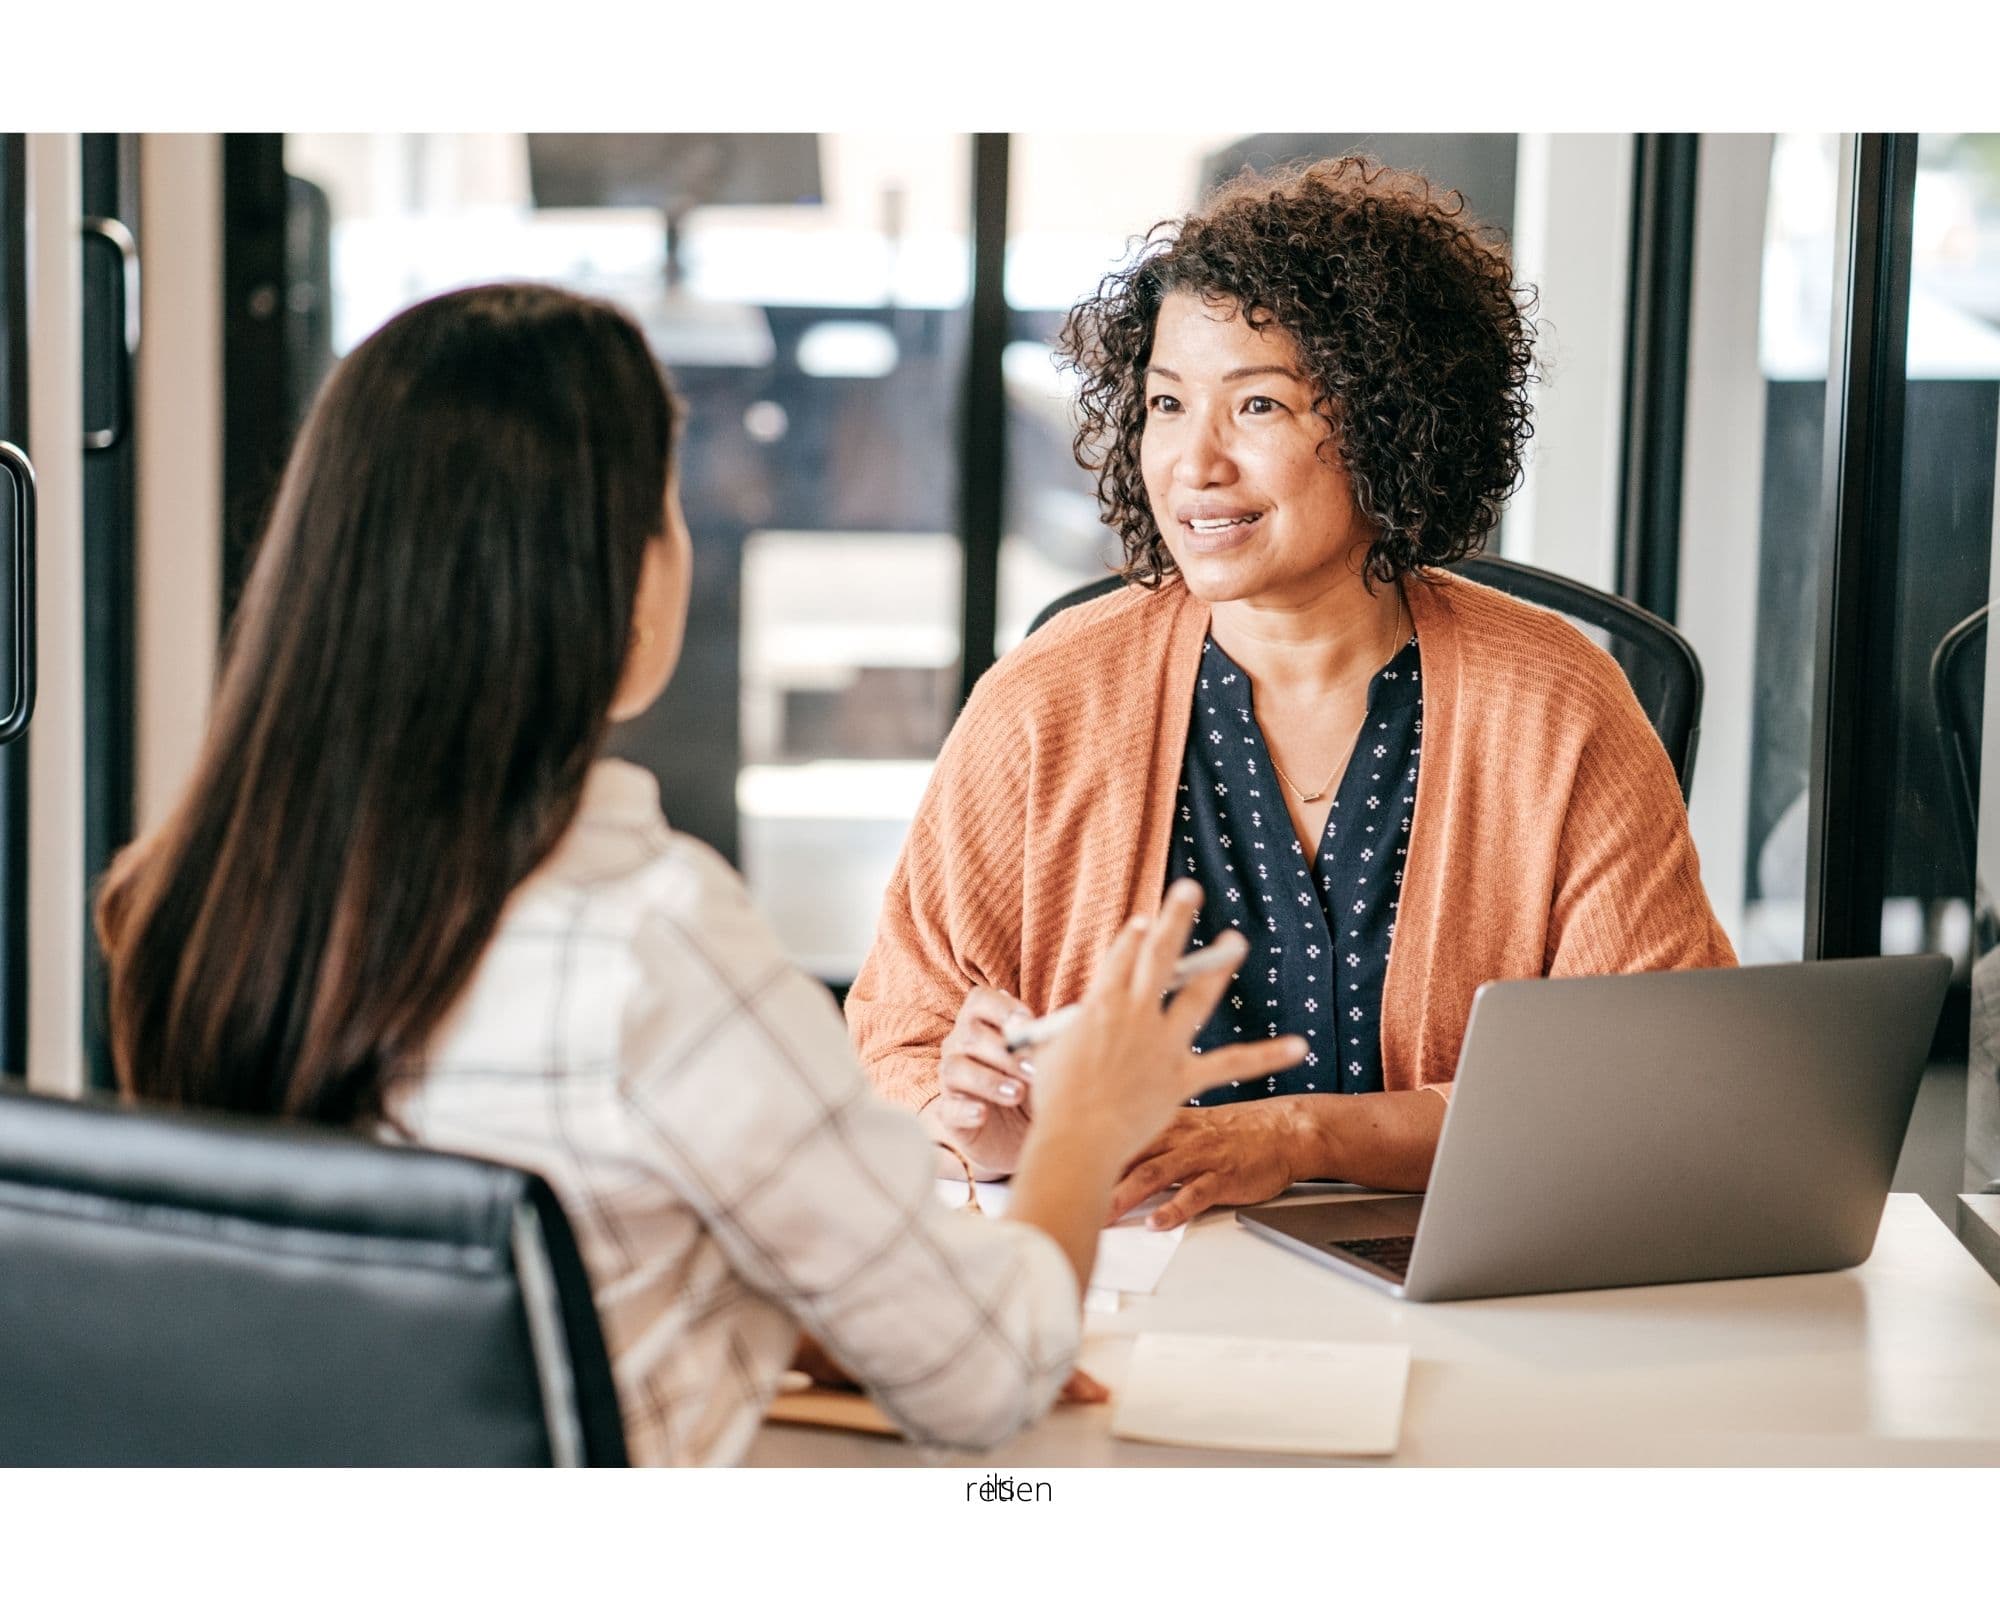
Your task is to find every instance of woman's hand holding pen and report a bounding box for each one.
[926,987,1038,1179]
[929,961,1310,1183]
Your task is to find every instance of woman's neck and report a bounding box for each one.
[1206,567,1405,700]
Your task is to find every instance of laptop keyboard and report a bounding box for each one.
[1336,1234,1417,1277]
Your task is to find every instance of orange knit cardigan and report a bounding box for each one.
[849,570,1736,1112]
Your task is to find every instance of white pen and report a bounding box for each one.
[1000,941,1245,1056]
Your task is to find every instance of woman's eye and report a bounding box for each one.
[1147,394,1181,414]
[1244,395,1281,416]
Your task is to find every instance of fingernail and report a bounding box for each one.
[965,1104,985,1124]
[997,1081,1019,1103]
[1016,1060,1036,1080]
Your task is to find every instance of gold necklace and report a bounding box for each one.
[1263,596,1407,806]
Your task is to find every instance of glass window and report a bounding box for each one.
[1890,134,1998,963]
[1913,134,2000,1188]
[284,133,972,981]
[1698,135,2000,973]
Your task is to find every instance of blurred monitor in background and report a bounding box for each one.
[526,133,822,214]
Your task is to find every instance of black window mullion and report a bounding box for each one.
[81,132,140,1091]
[955,132,1008,707]
[1804,133,1920,962]
[1616,132,1699,624]
[221,134,290,632]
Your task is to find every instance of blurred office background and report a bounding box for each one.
[3,131,1998,1206]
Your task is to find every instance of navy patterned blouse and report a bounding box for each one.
[1170,630,1423,1106]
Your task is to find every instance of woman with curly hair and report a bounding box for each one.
[848,158,1734,1228]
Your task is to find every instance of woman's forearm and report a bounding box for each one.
[1007,1124,1120,1296]
[1285,1088,1448,1192]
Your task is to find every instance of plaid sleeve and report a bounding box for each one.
[614,838,1081,1451]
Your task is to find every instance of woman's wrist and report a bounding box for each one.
[919,1092,1020,1182]
[1279,1089,1448,1192]
[1009,1123,1121,1296]
[1016,1114,1123,1191]
[1278,1092,1351,1183]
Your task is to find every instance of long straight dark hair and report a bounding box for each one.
[99,282,677,1124]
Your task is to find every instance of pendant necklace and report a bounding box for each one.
[1265,596,1407,806]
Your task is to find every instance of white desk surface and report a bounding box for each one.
[747,1192,2000,1466]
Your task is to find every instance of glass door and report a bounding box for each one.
[1910,134,2000,1193]
[0,132,35,1080]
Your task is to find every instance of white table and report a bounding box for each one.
[747,1193,2000,1466]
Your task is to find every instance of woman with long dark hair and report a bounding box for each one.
[98,282,1288,1465]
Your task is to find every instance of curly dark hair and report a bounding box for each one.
[1058,156,1537,588]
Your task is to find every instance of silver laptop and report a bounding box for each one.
[1237,955,1952,1302]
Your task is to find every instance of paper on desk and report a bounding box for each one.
[934,1178,1187,1296]
[1111,1333,1411,1456]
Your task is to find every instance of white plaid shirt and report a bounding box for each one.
[392,760,1080,1466]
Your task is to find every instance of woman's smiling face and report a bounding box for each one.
[1139,291,1375,606]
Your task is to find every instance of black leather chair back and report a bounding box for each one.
[0,1086,626,1466]
[1026,554,1706,797]
[1930,603,1986,892]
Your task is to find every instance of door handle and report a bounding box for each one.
[81,215,140,453]
[0,440,35,745]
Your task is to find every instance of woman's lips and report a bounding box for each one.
[1181,510,1263,553]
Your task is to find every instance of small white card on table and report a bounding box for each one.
[1111,1333,1411,1456]
[934,1178,1187,1296]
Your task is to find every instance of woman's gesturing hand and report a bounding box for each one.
[1106,1100,1307,1230]
[926,987,1037,1178]
[1023,884,1306,1174]
[999,882,1304,1305]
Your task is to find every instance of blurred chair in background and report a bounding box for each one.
[1931,603,1987,901]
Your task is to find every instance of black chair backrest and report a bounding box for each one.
[1026,555,1705,797]
[0,1086,626,1466]
[1930,603,1987,891]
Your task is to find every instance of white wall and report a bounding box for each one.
[1677,135,1775,959]
[24,134,84,1095]
[1502,133,1632,591]
[134,134,221,836]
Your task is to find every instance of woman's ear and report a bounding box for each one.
[609,493,692,723]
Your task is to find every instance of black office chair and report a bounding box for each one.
[0,1085,626,1466]
[1026,554,1705,797]
[1931,603,1986,895]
